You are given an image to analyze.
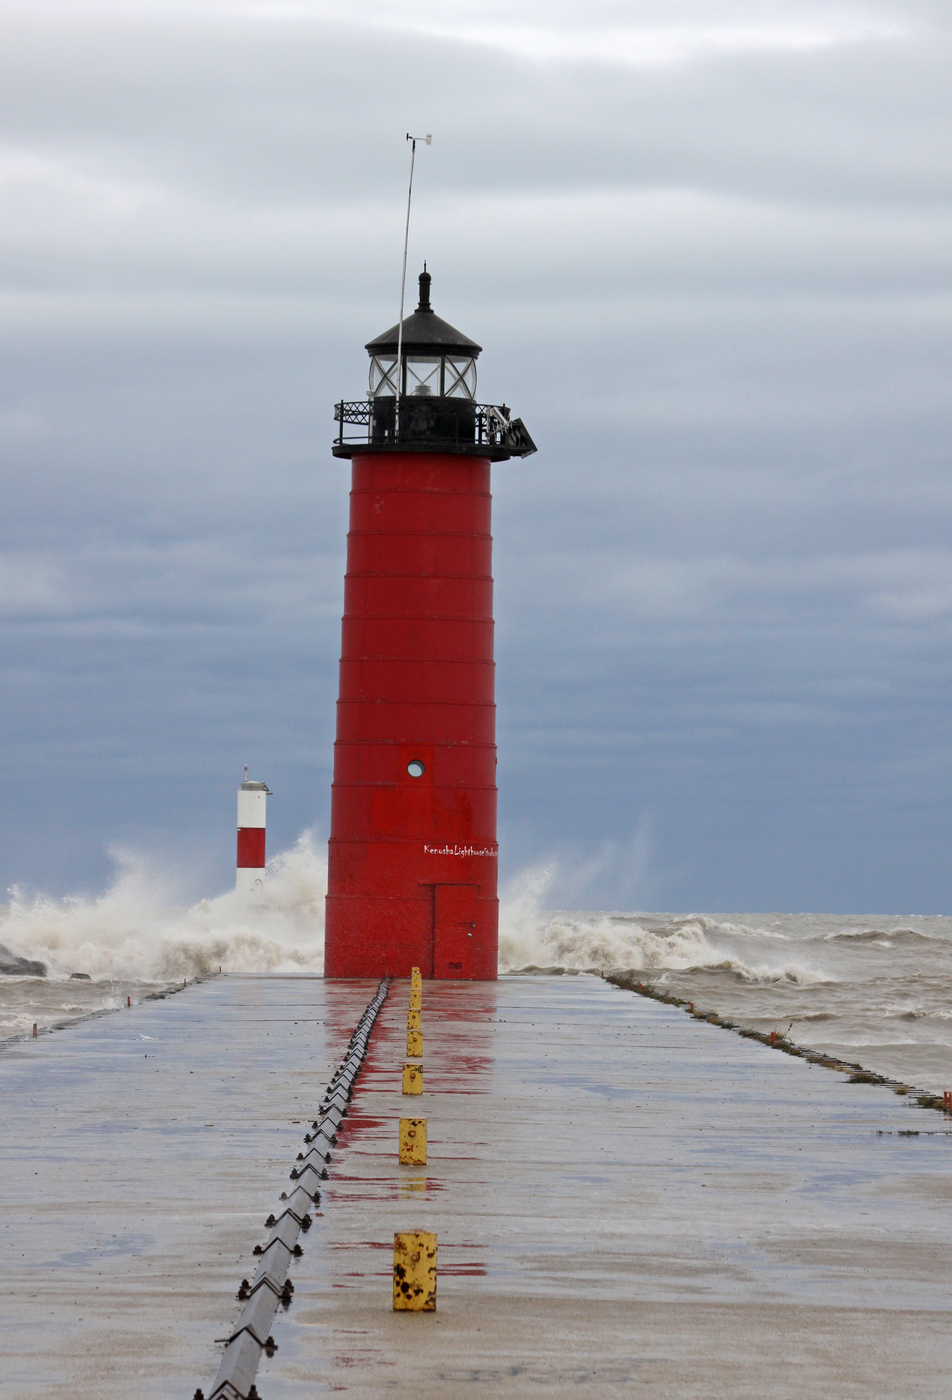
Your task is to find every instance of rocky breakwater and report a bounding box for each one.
[0,943,47,977]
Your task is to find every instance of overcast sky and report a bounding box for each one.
[2,0,951,912]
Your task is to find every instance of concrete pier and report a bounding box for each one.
[0,977,373,1398]
[2,974,950,1398]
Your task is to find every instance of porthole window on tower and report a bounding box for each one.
[407,760,425,778]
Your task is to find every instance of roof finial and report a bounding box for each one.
[417,267,432,313]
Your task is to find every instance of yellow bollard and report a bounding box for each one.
[399,1117,427,1165]
[409,987,421,1011]
[402,1063,422,1095]
[407,1029,423,1057]
[393,1230,437,1311]
[407,1009,421,1030]
[411,966,421,978]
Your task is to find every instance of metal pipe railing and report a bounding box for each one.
[196,977,391,1400]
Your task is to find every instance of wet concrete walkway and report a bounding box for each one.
[0,976,375,1399]
[2,973,950,1398]
[263,974,952,1399]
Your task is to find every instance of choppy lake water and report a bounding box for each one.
[502,909,952,1093]
[2,839,949,1094]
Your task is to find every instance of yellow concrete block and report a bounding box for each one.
[409,988,421,1010]
[407,1029,423,1057]
[411,966,421,978]
[399,1116,427,1165]
[402,1063,422,1095]
[407,1009,420,1031]
[393,1230,437,1311]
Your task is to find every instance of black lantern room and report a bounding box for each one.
[333,269,536,460]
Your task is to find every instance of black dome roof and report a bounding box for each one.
[365,269,482,358]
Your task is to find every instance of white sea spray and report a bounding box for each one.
[497,863,824,983]
[2,831,327,982]
[3,840,952,1093]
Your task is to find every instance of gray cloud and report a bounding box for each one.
[1,0,951,910]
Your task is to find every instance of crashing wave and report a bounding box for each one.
[0,832,326,982]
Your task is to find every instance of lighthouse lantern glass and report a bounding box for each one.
[369,355,398,397]
[368,352,477,401]
[444,357,477,399]
[405,355,440,396]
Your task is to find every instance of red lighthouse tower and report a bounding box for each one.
[324,269,535,980]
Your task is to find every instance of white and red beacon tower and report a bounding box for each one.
[324,268,535,980]
[237,767,271,898]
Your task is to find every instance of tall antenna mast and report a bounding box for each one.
[396,133,432,432]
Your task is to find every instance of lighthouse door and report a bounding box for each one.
[433,884,478,979]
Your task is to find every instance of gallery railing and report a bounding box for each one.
[333,398,536,457]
